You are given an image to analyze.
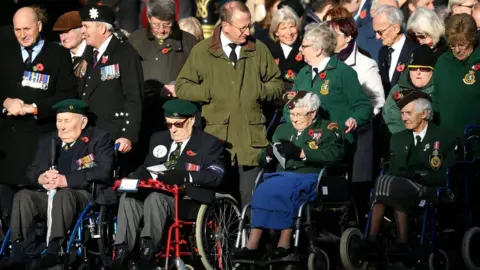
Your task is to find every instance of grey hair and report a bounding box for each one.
[304,23,337,56]
[96,22,114,32]
[269,6,301,41]
[293,92,321,112]
[414,98,433,121]
[147,0,176,21]
[374,5,404,25]
[371,0,399,12]
[407,7,445,44]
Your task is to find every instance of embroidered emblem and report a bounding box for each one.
[429,155,442,170]
[327,122,339,131]
[89,8,99,19]
[308,140,318,149]
[320,80,329,95]
[463,70,476,85]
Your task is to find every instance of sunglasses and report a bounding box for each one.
[410,67,432,72]
[165,119,188,129]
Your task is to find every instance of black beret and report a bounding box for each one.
[163,99,197,119]
[393,90,432,110]
[278,0,305,18]
[52,99,89,115]
[282,90,310,109]
[80,4,115,24]
[408,45,437,70]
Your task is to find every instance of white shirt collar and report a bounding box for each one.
[220,31,241,66]
[312,57,331,79]
[61,141,76,147]
[388,34,406,80]
[71,40,87,58]
[413,124,428,145]
[280,43,293,59]
[94,35,113,60]
[391,34,406,52]
[220,31,234,49]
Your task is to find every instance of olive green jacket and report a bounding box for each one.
[383,72,434,134]
[260,119,344,173]
[176,26,283,166]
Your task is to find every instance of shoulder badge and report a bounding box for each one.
[320,80,330,95]
[327,122,339,131]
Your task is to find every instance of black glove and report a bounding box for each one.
[266,144,274,157]
[160,170,188,186]
[277,139,302,160]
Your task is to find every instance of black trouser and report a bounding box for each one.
[0,184,15,241]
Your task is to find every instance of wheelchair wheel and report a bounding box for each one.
[340,228,367,270]
[97,205,116,266]
[308,248,330,270]
[463,227,480,269]
[196,194,241,270]
[428,249,449,270]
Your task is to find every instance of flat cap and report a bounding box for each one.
[80,4,115,24]
[53,11,82,32]
[163,99,197,119]
[283,90,310,109]
[393,90,432,110]
[408,45,438,70]
[53,99,89,115]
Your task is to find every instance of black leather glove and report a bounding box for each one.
[277,139,302,160]
[160,170,188,186]
[266,144,274,157]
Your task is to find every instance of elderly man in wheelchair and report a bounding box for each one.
[358,90,458,258]
[3,99,115,268]
[233,91,344,261]
[112,99,226,269]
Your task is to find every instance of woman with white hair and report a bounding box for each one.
[407,7,447,57]
[234,91,344,260]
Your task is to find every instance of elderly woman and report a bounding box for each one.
[383,45,437,134]
[407,7,447,57]
[234,92,344,260]
[253,0,281,47]
[433,14,480,158]
[178,17,204,41]
[449,0,478,15]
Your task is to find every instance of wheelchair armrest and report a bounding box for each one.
[435,187,455,204]
[323,163,349,178]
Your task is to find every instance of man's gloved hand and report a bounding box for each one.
[277,139,302,160]
[160,170,188,186]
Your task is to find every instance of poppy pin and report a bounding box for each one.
[186,150,196,156]
[35,63,44,72]
[472,64,480,71]
[396,63,405,72]
[319,72,326,79]
[295,53,303,62]
[162,47,172,54]
[81,136,89,143]
[308,129,314,137]
[360,10,367,19]
[101,56,108,64]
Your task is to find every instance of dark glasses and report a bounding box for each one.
[165,119,188,129]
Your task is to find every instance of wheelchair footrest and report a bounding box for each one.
[233,259,267,266]
[266,253,300,265]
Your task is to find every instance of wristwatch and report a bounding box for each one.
[32,103,38,115]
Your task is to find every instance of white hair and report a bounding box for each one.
[407,7,445,44]
[371,0,399,12]
[293,92,321,112]
[96,22,114,32]
[414,98,433,121]
[304,23,337,56]
[374,5,404,25]
[269,6,301,41]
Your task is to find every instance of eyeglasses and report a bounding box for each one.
[413,32,427,40]
[150,22,173,30]
[410,67,432,72]
[229,23,252,34]
[450,43,469,50]
[374,24,393,36]
[300,44,312,49]
[166,119,188,129]
[289,112,312,119]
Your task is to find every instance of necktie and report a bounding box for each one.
[92,50,99,66]
[25,47,34,65]
[312,67,320,87]
[228,43,237,66]
[63,143,72,151]
[415,135,422,147]
[384,47,394,79]
[166,142,183,169]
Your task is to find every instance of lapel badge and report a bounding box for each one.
[308,140,318,150]
[423,143,430,151]
[429,155,442,170]
[463,71,476,85]
[320,80,329,95]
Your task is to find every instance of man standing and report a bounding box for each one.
[79,4,143,174]
[176,1,283,206]
[0,6,76,239]
[53,11,87,77]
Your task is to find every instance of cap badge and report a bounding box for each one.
[89,8,99,20]
[173,112,179,117]
[69,105,74,110]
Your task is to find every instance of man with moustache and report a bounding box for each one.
[0,6,76,241]
[78,4,143,175]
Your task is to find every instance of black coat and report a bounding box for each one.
[268,38,306,90]
[132,129,225,204]
[25,126,117,205]
[0,40,77,186]
[79,36,144,143]
[378,36,418,94]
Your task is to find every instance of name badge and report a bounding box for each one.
[100,64,120,81]
[21,71,50,90]
[118,179,139,193]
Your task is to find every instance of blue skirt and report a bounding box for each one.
[251,172,318,230]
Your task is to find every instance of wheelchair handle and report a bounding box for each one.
[464,125,480,136]
[114,142,121,152]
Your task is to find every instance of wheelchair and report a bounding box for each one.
[112,178,241,270]
[233,164,359,270]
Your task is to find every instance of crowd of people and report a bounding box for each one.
[0,0,479,268]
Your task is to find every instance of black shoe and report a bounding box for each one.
[355,238,377,258]
[111,244,129,269]
[271,247,291,259]
[233,247,263,260]
[39,240,60,268]
[137,238,156,269]
[387,242,410,255]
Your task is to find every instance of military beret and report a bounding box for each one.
[163,99,197,119]
[393,90,432,110]
[80,4,115,24]
[52,99,89,115]
[408,45,437,70]
[282,90,310,109]
[53,11,82,32]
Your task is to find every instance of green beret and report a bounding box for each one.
[282,90,310,109]
[52,99,89,115]
[393,90,432,110]
[163,99,197,119]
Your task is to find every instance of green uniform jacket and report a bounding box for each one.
[383,72,434,134]
[389,124,457,186]
[260,119,345,173]
[284,56,373,142]
[176,26,283,166]
[433,46,480,139]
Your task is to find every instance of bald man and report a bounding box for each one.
[0,7,77,241]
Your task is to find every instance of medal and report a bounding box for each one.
[463,70,476,85]
[320,80,329,95]
[429,155,442,170]
[432,141,440,156]
[308,140,318,149]
[424,143,430,151]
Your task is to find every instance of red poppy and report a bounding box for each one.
[396,63,405,72]
[393,91,402,101]
[97,2,103,6]
[319,72,326,79]
[274,58,280,65]
[81,136,89,143]
[186,150,196,156]
[161,48,170,54]
[308,129,314,136]
[287,70,294,77]
[288,91,296,97]
[295,53,303,62]
[36,63,44,72]
[473,64,480,71]
[101,56,108,64]
[360,10,367,19]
